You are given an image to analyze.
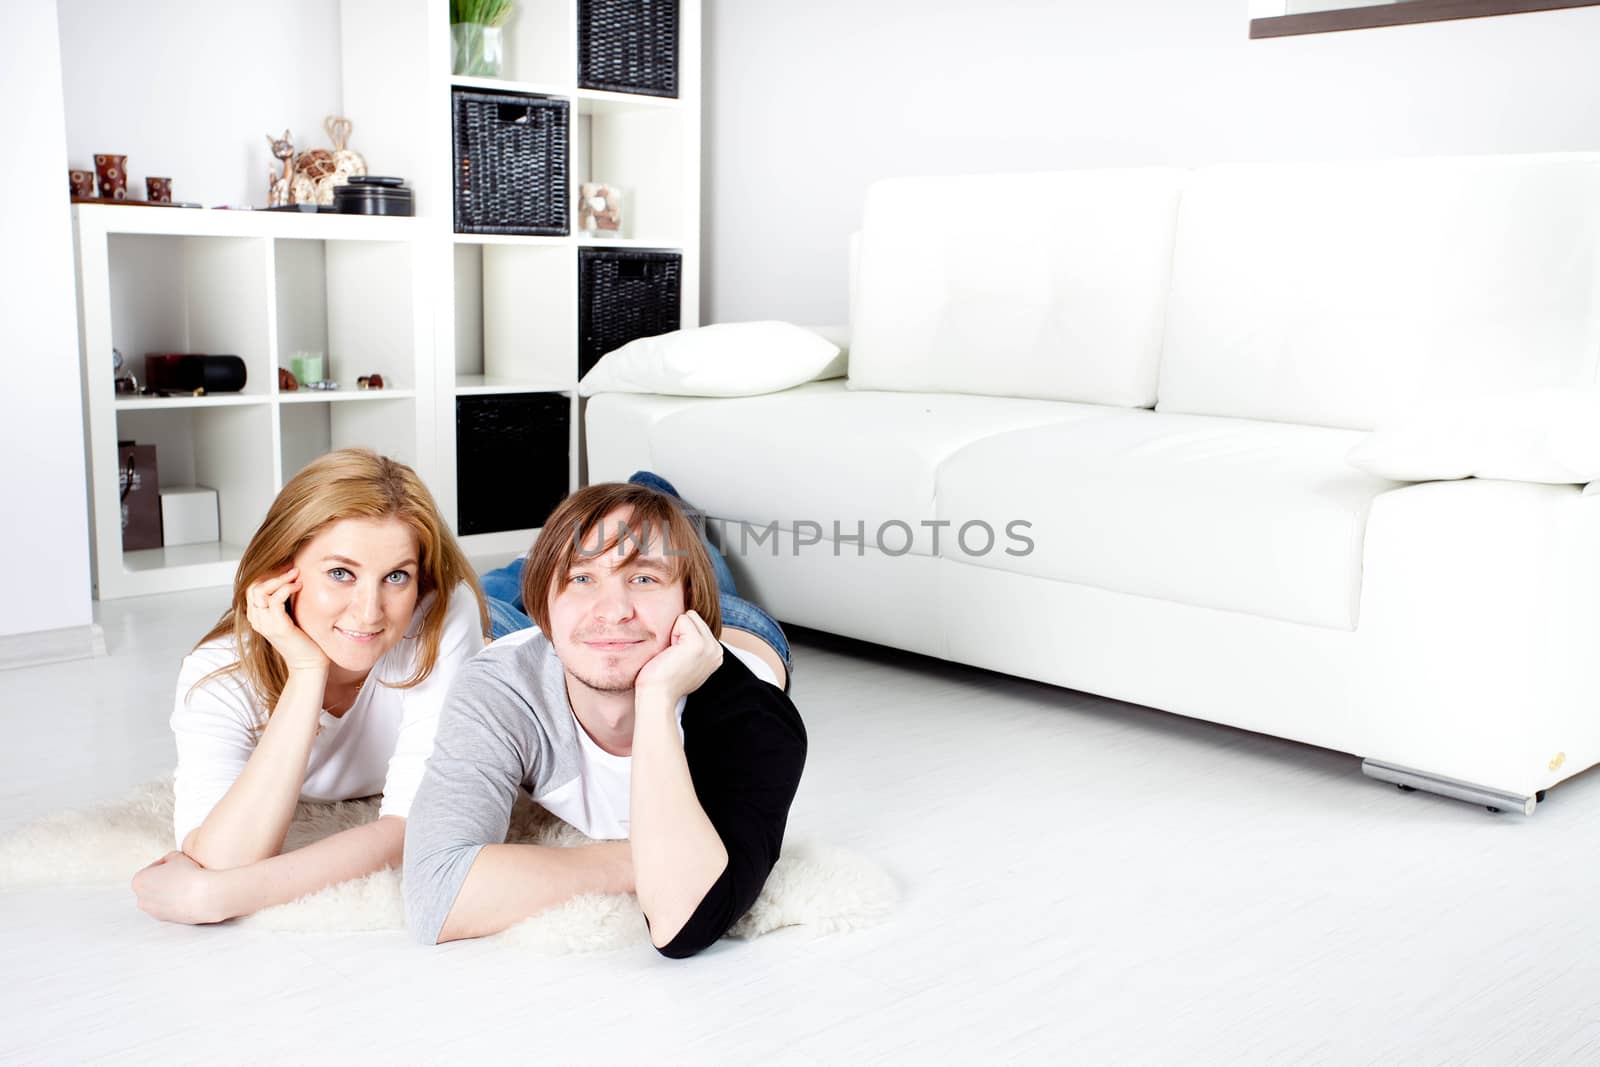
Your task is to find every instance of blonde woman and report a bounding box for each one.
[131,449,489,924]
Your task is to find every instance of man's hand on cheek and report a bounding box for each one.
[634,610,723,701]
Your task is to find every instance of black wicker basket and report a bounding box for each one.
[579,248,682,378]
[577,0,679,98]
[456,393,570,535]
[453,89,570,235]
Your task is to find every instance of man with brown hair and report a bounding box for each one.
[402,478,806,957]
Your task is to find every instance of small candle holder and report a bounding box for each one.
[94,153,128,200]
[290,351,324,385]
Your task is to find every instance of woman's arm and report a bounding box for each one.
[134,815,405,924]
[180,567,333,870]
[182,664,329,869]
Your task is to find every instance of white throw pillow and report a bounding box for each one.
[1346,387,1600,484]
[578,321,844,398]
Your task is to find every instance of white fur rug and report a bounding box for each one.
[0,778,896,953]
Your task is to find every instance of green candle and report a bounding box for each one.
[291,351,324,384]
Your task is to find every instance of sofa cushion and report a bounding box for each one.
[1157,153,1600,431]
[585,392,719,487]
[935,412,1400,629]
[578,322,845,398]
[586,381,1133,556]
[848,168,1188,407]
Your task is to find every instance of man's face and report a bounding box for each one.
[547,507,688,694]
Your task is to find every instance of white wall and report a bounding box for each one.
[1,0,94,638]
[12,0,340,638]
[57,0,345,208]
[702,0,1600,324]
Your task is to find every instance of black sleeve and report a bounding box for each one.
[656,655,808,959]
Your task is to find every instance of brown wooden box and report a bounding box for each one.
[118,441,162,552]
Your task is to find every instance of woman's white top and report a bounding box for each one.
[169,582,485,848]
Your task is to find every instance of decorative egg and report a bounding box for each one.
[332,148,367,178]
[295,148,338,182]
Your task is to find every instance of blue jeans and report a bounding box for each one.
[480,473,792,676]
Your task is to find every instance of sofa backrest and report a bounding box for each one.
[1157,154,1600,430]
[847,168,1188,407]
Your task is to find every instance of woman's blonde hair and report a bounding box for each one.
[194,449,488,715]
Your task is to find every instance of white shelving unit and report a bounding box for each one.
[74,206,434,598]
[341,0,700,557]
[73,0,700,596]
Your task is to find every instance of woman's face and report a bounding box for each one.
[288,516,421,683]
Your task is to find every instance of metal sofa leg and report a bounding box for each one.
[1361,758,1540,816]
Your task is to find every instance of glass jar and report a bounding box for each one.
[451,23,504,78]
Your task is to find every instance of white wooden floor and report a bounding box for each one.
[3,586,1598,1065]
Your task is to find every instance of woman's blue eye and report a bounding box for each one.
[385,571,412,585]
[328,567,351,581]
[569,574,592,584]
[631,574,658,584]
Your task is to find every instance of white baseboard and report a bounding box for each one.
[0,623,107,671]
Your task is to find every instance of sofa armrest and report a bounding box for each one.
[1356,478,1600,794]
[1346,387,1600,486]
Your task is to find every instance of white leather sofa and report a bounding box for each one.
[587,154,1600,815]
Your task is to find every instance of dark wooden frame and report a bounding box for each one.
[1250,0,1599,38]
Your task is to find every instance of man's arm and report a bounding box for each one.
[636,688,806,958]
[630,616,808,957]
[432,841,633,942]
[630,684,729,946]
[402,653,633,944]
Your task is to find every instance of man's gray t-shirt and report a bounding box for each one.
[402,627,806,954]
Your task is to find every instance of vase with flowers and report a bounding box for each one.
[451,0,514,78]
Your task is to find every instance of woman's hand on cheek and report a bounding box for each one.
[245,567,329,674]
[131,851,228,925]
